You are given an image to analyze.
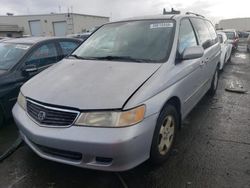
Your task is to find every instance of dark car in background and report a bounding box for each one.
[222,29,239,51]
[0,37,81,127]
[68,32,91,41]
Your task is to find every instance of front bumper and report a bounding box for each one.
[12,103,158,171]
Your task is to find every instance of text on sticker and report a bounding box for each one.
[15,45,30,50]
[150,23,174,29]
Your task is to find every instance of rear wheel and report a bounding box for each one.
[208,66,219,96]
[150,104,179,164]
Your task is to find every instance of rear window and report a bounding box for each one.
[59,41,79,56]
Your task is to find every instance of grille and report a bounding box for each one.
[27,100,79,127]
[36,143,82,161]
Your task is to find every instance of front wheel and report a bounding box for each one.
[150,104,179,164]
[208,66,219,96]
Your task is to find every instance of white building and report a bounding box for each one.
[0,13,109,37]
[218,18,250,31]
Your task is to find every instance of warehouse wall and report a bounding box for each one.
[72,14,109,33]
[0,13,109,36]
[218,18,250,31]
[0,14,67,36]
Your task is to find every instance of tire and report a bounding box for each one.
[220,55,227,71]
[150,104,179,165]
[228,53,231,62]
[208,66,219,96]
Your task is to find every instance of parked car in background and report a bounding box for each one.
[68,32,91,41]
[247,34,250,52]
[0,37,10,42]
[222,29,239,51]
[238,31,249,38]
[217,31,232,70]
[67,27,100,41]
[13,13,221,171]
[0,37,81,127]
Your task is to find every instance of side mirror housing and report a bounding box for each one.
[22,64,38,76]
[181,46,204,60]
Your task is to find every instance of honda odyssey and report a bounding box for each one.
[13,13,221,171]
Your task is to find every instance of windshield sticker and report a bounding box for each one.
[150,23,174,29]
[15,45,30,50]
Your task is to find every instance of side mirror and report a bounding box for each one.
[22,64,38,76]
[181,46,204,60]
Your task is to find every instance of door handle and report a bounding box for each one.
[200,61,205,66]
[204,58,209,64]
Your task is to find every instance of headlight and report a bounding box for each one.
[17,92,26,111]
[75,105,145,127]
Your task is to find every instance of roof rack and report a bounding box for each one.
[185,12,205,18]
[163,8,181,15]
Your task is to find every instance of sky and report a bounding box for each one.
[0,0,250,24]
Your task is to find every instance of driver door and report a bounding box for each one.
[9,42,59,113]
[24,42,59,78]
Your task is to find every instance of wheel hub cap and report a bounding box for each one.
[158,115,175,155]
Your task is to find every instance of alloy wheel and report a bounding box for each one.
[158,115,175,155]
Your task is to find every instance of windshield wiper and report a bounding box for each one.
[68,54,86,59]
[68,55,105,61]
[86,56,151,63]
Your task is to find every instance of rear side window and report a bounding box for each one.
[59,41,79,56]
[190,18,212,49]
[26,43,58,66]
[178,19,198,54]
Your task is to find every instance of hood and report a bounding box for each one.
[22,59,161,110]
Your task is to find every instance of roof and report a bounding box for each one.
[120,14,175,21]
[222,29,237,32]
[115,14,206,22]
[217,31,227,36]
[0,13,109,19]
[2,37,80,45]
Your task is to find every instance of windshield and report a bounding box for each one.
[224,32,235,40]
[72,20,175,63]
[0,43,31,70]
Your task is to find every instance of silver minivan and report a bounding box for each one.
[13,13,221,171]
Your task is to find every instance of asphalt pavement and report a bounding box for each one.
[0,43,249,188]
